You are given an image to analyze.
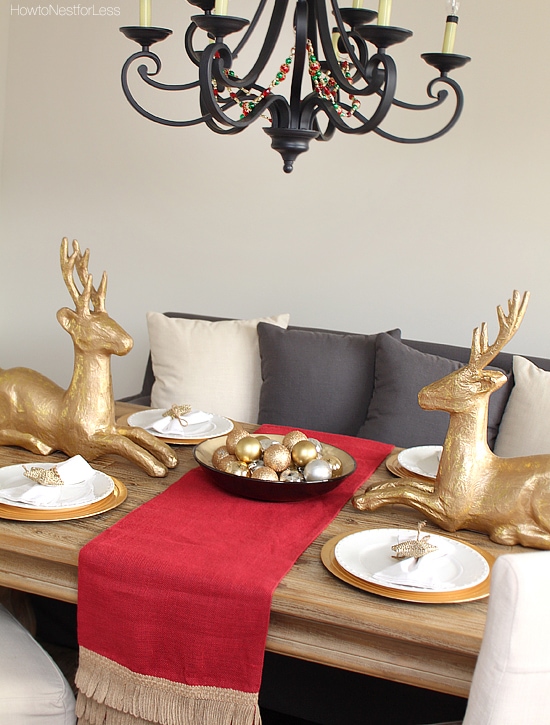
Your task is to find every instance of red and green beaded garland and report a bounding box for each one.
[211,39,360,121]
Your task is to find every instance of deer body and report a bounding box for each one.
[354,291,550,550]
[0,239,177,477]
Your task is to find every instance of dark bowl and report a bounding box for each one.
[193,434,356,502]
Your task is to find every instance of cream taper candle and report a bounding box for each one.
[139,0,151,27]
[443,0,460,52]
[353,0,364,8]
[214,0,228,15]
[442,15,458,53]
[377,0,392,26]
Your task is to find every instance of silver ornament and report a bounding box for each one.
[303,458,333,482]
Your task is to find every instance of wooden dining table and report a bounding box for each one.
[0,403,527,700]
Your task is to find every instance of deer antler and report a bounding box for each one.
[75,247,107,313]
[60,238,107,315]
[469,290,530,370]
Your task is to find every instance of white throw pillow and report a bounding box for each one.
[494,356,550,457]
[147,312,290,424]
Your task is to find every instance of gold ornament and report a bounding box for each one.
[282,430,308,451]
[212,446,231,469]
[263,443,292,472]
[225,427,249,454]
[251,466,279,481]
[221,460,250,477]
[291,440,318,467]
[216,455,238,472]
[323,455,343,477]
[0,239,177,477]
[354,291,550,550]
[235,436,262,463]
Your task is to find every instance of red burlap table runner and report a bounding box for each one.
[75,426,392,725]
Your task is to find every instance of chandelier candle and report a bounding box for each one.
[214,0,228,16]
[377,0,392,26]
[139,0,151,27]
[352,0,364,8]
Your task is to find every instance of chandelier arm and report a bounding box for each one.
[232,0,269,57]
[184,21,203,68]
[389,75,460,111]
[222,0,290,91]
[199,42,291,129]
[300,47,395,135]
[321,0,375,94]
[375,78,465,143]
[290,0,309,127]
[121,53,207,127]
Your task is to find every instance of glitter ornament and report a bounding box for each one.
[263,443,292,472]
[235,436,262,463]
[251,466,279,481]
[212,445,231,469]
[303,458,333,482]
[225,427,250,454]
[282,430,308,451]
[291,440,318,467]
[216,455,239,472]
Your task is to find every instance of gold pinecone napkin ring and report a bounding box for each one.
[23,465,64,487]
[391,521,438,560]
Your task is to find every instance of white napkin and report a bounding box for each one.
[372,539,456,590]
[151,410,212,435]
[0,455,96,507]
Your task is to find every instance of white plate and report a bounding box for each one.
[0,463,115,510]
[397,445,442,479]
[127,409,234,441]
[334,528,490,593]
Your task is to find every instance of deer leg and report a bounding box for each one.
[115,426,178,469]
[354,480,449,528]
[90,433,171,477]
[0,430,55,456]
[491,523,550,550]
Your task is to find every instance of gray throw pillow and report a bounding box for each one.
[358,333,510,448]
[257,324,401,436]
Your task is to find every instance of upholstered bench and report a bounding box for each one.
[0,603,76,724]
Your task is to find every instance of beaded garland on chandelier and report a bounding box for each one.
[120,0,470,172]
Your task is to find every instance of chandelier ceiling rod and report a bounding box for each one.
[120,0,471,172]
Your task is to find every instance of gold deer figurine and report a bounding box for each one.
[354,290,550,550]
[0,239,177,477]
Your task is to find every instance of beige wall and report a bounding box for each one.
[1,0,549,399]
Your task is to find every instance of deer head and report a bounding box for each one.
[56,238,133,357]
[418,291,529,415]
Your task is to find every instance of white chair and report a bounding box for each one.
[0,603,76,724]
[433,550,550,725]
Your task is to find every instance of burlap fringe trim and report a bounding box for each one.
[75,647,261,725]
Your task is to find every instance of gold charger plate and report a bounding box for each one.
[0,477,127,521]
[321,529,494,604]
[385,451,435,484]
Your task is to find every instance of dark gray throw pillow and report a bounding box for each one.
[358,333,511,448]
[257,324,401,436]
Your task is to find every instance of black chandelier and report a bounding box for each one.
[120,0,470,172]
